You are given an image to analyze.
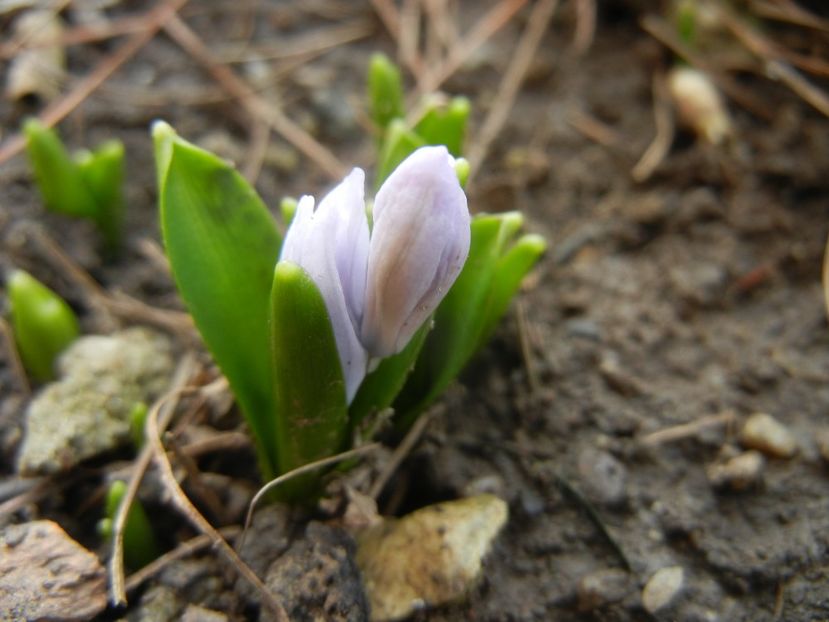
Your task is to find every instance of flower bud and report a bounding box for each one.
[279,169,370,402]
[361,146,470,357]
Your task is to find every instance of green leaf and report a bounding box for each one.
[414,96,470,157]
[154,121,281,478]
[8,269,79,382]
[375,119,425,190]
[348,320,430,427]
[270,261,349,492]
[394,213,545,422]
[368,52,405,134]
[24,118,97,219]
[106,480,160,570]
[77,140,125,254]
[477,233,547,351]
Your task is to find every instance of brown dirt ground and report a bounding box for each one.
[2,1,829,621]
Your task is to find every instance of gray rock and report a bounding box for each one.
[265,522,369,622]
[0,520,106,621]
[17,328,173,475]
[577,447,627,507]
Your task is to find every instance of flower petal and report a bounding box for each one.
[280,169,370,402]
[361,146,470,357]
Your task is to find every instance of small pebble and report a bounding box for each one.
[642,566,685,614]
[739,413,797,458]
[577,568,632,611]
[578,447,627,507]
[706,450,765,490]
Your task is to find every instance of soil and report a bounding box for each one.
[2,1,829,621]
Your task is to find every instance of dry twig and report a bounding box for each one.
[466,0,560,182]
[639,411,736,446]
[109,354,197,607]
[369,404,443,500]
[631,73,674,183]
[125,526,241,593]
[0,0,188,166]
[143,363,290,621]
[241,443,382,546]
[162,14,346,179]
[416,0,529,97]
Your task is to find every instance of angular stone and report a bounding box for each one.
[0,520,106,621]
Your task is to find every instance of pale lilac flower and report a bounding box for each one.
[280,168,370,402]
[280,146,469,400]
[361,146,470,357]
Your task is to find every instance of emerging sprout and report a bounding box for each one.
[7,269,79,382]
[24,119,125,254]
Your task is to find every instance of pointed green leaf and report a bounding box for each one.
[375,119,426,190]
[414,96,470,157]
[8,269,79,382]
[24,118,97,219]
[77,139,125,253]
[368,52,405,134]
[477,233,547,350]
[154,121,281,478]
[270,261,348,489]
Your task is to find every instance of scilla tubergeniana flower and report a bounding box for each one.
[280,146,470,402]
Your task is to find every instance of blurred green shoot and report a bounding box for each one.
[102,480,159,570]
[128,402,148,448]
[368,52,405,141]
[369,54,471,189]
[24,119,125,254]
[7,269,79,383]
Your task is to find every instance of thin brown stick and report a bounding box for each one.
[109,354,197,607]
[0,13,160,58]
[572,0,596,54]
[162,14,346,179]
[639,411,736,446]
[0,317,30,396]
[241,443,381,546]
[181,430,252,458]
[144,369,289,621]
[241,121,270,184]
[22,225,194,336]
[125,526,241,593]
[515,301,540,394]
[369,405,442,500]
[567,108,622,148]
[751,0,829,33]
[466,0,559,182]
[216,19,374,64]
[400,0,425,81]
[631,73,674,183]
[372,0,402,40]
[766,61,829,118]
[416,0,528,97]
[0,0,188,166]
